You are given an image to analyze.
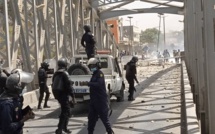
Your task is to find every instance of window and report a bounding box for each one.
[99,58,108,68]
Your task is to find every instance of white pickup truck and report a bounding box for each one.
[68,54,125,103]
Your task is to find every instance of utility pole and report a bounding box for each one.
[163,15,166,50]
[128,16,133,55]
[157,14,162,52]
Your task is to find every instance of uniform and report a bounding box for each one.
[125,57,139,101]
[53,58,74,134]
[0,97,24,134]
[0,74,7,95]
[37,66,50,109]
[0,70,34,134]
[0,70,10,95]
[88,69,112,134]
[81,25,96,59]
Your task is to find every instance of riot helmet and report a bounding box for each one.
[83,25,91,32]
[5,71,34,97]
[57,58,68,69]
[87,58,101,72]
[41,61,49,69]
[131,56,138,63]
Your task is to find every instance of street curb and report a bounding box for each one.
[182,61,200,134]
[22,86,54,108]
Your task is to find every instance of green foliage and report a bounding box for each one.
[140,28,159,44]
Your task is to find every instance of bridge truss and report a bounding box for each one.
[1,0,215,133]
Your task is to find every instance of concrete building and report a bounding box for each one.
[106,18,141,55]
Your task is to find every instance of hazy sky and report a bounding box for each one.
[113,1,184,33]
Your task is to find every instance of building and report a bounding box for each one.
[106,18,141,55]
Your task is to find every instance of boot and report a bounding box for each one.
[107,129,114,134]
[44,105,51,108]
[63,118,71,133]
[37,105,42,109]
[63,129,71,134]
[55,129,62,134]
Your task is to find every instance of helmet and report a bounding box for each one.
[6,71,34,97]
[87,58,101,69]
[41,61,49,69]
[83,25,91,32]
[57,58,68,68]
[131,56,138,63]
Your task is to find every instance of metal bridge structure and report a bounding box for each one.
[0,0,215,133]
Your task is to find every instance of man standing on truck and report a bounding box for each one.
[52,58,75,134]
[81,25,96,59]
[125,56,139,101]
[87,58,114,134]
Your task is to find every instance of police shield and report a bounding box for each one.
[19,71,34,84]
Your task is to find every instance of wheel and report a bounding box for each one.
[117,83,125,102]
[68,63,91,75]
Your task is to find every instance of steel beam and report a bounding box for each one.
[4,0,11,68]
[100,7,183,20]
[202,0,215,133]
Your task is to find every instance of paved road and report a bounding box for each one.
[23,64,197,134]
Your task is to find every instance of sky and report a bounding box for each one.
[109,1,184,33]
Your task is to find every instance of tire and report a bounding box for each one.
[68,63,91,75]
[117,82,125,102]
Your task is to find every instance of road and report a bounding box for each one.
[23,64,192,134]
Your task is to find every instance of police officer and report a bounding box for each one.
[87,58,114,134]
[81,25,96,59]
[125,56,139,101]
[0,70,34,134]
[52,58,75,134]
[0,68,10,95]
[37,61,51,109]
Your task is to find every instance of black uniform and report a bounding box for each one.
[0,71,34,134]
[88,69,112,134]
[125,61,138,101]
[37,67,50,109]
[81,28,96,59]
[0,70,10,95]
[0,97,24,134]
[52,69,74,134]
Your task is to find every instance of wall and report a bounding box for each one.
[106,19,120,44]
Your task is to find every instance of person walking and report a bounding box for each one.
[52,58,75,134]
[125,56,139,101]
[87,58,114,134]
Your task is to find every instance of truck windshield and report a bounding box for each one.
[75,58,108,68]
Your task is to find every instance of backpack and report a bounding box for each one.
[52,72,64,99]
[38,68,45,79]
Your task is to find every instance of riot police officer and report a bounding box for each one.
[125,56,139,101]
[52,58,75,134]
[37,61,51,109]
[0,70,34,134]
[0,68,10,95]
[87,58,114,134]
[81,25,96,59]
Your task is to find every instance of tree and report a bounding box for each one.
[140,28,159,44]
